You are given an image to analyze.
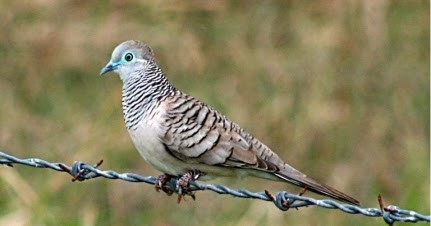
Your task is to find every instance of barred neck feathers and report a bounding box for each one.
[122,64,175,130]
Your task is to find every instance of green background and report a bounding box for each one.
[0,1,429,225]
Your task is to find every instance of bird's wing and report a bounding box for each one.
[161,93,283,172]
[160,93,360,206]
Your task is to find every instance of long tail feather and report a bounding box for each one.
[275,167,360,206]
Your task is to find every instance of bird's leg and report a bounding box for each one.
[176,170,203,203]
[155,173,173,195]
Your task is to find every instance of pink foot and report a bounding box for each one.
[155,174,173,195]
[176,170,203,203]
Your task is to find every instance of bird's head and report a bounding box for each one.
[100,40,155,80]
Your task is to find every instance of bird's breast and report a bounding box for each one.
[127,104,190,176]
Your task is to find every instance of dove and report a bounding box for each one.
[100,40,360,205]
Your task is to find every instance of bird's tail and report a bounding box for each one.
[274,165,360,206]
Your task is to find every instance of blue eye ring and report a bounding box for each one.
[124,52,134,62]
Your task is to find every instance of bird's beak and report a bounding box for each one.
[100,62,119,75]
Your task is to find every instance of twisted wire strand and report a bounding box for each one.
[0,151,429,225]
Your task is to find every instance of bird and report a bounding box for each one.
[100,40,360,206]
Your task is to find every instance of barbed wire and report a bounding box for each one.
[0,151,429,225]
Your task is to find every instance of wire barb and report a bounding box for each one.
[0,151,429,225]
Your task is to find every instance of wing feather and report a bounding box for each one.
[161,93,283,172]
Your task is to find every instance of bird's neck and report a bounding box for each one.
[121,65,175,130]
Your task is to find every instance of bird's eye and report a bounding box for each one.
[124,53,134,62]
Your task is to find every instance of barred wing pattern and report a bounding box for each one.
[161,92,360,205]
[162,92,282,170]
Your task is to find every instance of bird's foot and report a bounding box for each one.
[155,174,173,195]
[176,170,203,203]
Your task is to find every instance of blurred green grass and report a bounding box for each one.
[0,1,429,225]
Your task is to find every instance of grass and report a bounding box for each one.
[0,1,429,225]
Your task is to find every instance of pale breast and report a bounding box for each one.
[127,103,188,176]
[128,101,240,179]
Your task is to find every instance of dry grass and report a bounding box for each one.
[0,1,429,225]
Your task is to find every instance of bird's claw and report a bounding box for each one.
[155,174,173,195]
[155,171,203,203]
[176,170,202,203]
